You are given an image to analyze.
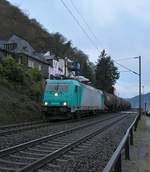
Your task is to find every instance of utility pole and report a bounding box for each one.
[134,56,142,119]
[64,57,67,78]
[139,56,142,119]
[142,85,145,112]
[117,55,142,118]
[145,103,147,115]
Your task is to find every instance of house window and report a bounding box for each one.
[18,57,21,64]
[28,59,34,68]
[38,64,42,71]
[4,44,8,50]
[4,43,17,50]
[12,43,17,49]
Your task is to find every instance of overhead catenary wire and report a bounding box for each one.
[115,57,137,61]
[60,0,138,75]
[60,0,100,53]
[114,60,139,75]
[69,0,103,48]
[118,70,131,73]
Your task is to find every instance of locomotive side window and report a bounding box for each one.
[75,86,78,92]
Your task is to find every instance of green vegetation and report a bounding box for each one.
[144,169,150,172]
[0,0,94,81]
[0,79,42,124]
[0,56,42,100]
[0,56,43,124]
[95,50,119,94]
[0,0,119,86]
[0,1,121,124]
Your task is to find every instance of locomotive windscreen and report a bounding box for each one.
[46,84,69,91]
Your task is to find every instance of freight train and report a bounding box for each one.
[42,79,131,119]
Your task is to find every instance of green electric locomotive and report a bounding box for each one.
[42,79,105,119]
[42,79,131,119]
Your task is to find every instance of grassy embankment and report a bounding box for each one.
[0,57,43,125]
[0,78,42,125]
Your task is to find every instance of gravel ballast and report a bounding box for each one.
[0,113,119,150]
[39,114,137,172]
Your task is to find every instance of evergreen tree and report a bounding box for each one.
[95,50,119,94]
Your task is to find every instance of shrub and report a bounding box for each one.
[0,56,43,102]
[30,81,41,101]
[25,68,42,83]
[0,63,3,76]
[1,56,25,83]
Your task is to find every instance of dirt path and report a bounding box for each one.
[122,116,150,172]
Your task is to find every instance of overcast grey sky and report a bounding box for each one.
[8,0,150,98]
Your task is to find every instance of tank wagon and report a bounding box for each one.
[42,79,131,119]
[103,92,130,112]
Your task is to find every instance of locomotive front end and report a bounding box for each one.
[42,80,72,117]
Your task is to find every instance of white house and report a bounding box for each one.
[44,51,66,79]
[43,51,78,79]
[58,58,65,76]
[43,51,56,78]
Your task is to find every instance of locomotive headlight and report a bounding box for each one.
[54,92,58,96]
[63,102,67,106]
[44,102,48,106]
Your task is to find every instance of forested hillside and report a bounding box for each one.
[0,0,94,81]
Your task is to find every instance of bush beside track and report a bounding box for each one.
[0,57,43,124]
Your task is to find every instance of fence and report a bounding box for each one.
[103,114,140,172]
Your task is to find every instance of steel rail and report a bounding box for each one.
[0,120,44,130]
[0,113,117,136]
[0,122,51,136]
[0,114,123,157]
[17,115,127,172]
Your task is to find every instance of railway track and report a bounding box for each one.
[0,113,120,137]
[0,114,128,171]
[0,120,52,136]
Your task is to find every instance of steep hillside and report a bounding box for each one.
[0,79,42,124]
[128,92,150,112]
[0,0,95,81]
[0,0,51,51]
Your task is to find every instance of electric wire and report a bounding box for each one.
[69,0,103,48]
[114,60,139,75]
[60,0,100,53]
[115,57,137,61]
[60,0,138,75]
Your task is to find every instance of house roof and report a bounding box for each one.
[43,51,57,60]
[0,40,7,49]
[0,35,49,65]
[0,40,7,44]
[8,35,35,54]
[33,52,48,64]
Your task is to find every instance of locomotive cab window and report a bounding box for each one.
[46,84,69,91]
[75,86,78,92]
